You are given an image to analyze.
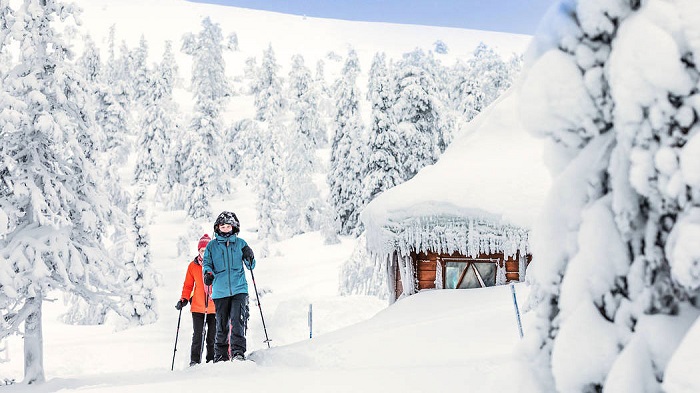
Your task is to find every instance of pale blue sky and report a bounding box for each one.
[186,0,555,35]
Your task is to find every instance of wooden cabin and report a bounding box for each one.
[359,91,550,303]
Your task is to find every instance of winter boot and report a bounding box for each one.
[232,352,245,361]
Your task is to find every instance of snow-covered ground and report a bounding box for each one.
[1,182,531,392]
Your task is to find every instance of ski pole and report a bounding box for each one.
[199,284,211,363]
[171,307,183,371]
[249,267,271,348]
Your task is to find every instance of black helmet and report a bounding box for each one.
[214,211,240,237]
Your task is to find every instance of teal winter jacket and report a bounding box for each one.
[202,233,256,299]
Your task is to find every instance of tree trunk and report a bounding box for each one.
[23,296,45,384]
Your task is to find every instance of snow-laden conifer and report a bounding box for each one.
[279,54,323,235]
[393,50,443,180]
[256,121,284,242]
[466,43,512,111]
[521,2,700,391]
[254,44,285,122]
[364,52,403,203]
[119,187,159,325]
[448,43,518,135]
[179,17,232,214]
[0,0,153,383]
[288,54,323,149]
[134,42,178,185]
[131,35,150,107]
[328,49,367,236]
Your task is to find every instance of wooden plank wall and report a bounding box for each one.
[393,250,531,300]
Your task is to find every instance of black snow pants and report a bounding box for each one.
[191,312,216,364]
[213,293,250,362]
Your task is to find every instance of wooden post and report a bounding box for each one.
[510,283,524,338]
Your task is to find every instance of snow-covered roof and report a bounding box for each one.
[362,89,551,258]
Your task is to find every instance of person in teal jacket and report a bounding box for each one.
[202,211,256,362]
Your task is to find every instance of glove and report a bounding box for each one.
[203,272,214,286]
[242,245,254,263]
[175,298,188,310]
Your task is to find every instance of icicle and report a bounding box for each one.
[518,252,527,282]
[400,253,416,296]
[435,258,443,289]
[496,260,507,286]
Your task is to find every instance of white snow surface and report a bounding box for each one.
[1,185,532,392]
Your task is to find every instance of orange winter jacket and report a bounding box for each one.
[180,257,215,314]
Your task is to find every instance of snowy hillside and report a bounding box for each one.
[75,0,530,68]
[73,0,532,124]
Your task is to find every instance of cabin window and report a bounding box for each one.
[444,259,496,289]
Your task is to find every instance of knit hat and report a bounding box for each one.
[197,234,211,250]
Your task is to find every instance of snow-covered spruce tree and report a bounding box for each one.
[64,186,159,327]
[311,58,334,147]
[315,62,332,148]
[364,52,403,203]
[77,35,103,116]
[95,82,130,167]
[104,25,117,81]
[328,49,368,236]
[79,35,101,84]
[521,1,700,391]
[449,43,518,131]
[288,54,323,152]
[181,17,233,204]
[254,44,285,122]
[0,0,152,383]
[112,41,136,116]
[0,0,11,57]
[240,45,284,183]
[450,67,484,123]
[159,40,179,92]
[280,54,323,235]
[256,121,284,243]
[339,233,389,299]
[434,39,449,55]
[120,186,159,325]
[279,117,321,236]
[249,46,297,240]
[0,0,19,344]
[130,35,150,107]
[393,49,446,179]
[180,131,215,220]
[466,42,512,112]
[94,85,132,211]
[134,43,178,185]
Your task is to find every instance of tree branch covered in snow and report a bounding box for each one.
[521,0,700,390]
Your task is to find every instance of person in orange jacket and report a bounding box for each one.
[176,234,216,366]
